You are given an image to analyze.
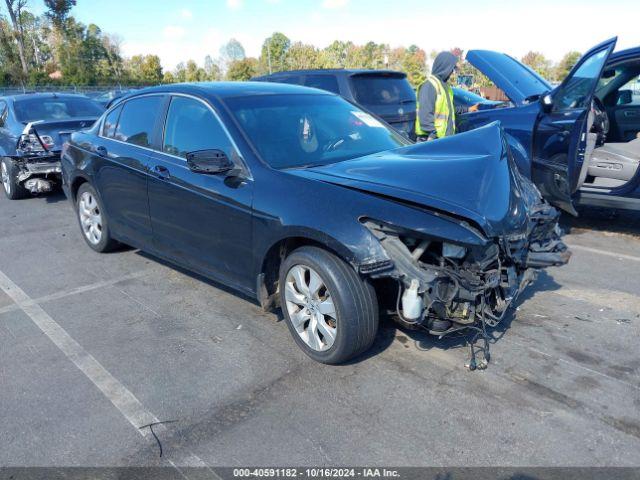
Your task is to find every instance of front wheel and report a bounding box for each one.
[76,183,119,252]
[1,157,29,200]
[279,246,378,364]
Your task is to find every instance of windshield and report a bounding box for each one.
[14,97,104,122]
[226,94,410,169]
[350,75,415,106]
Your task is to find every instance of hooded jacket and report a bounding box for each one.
[417,52,464,139]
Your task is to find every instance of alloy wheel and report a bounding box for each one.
[284,264,337,351]
[79,191,103,245]
[1,161,10,195]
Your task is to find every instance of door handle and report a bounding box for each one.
[153,165,171,180]
[96,145,108,157]
[623,111,639,117]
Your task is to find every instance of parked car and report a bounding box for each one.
[452,87,505,110]
[92,89,137,108]
[253,69,417,139]
[61,83,569,365]
[457,37,640,214]
[0,93,104,199]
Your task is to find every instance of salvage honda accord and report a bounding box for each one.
[61,83,570,365]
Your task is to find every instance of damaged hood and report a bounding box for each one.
[290,123,532,238]
[466,50,551,105]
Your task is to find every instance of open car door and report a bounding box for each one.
[531,38,617,214]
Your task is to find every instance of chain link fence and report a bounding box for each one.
[0,85,148,97]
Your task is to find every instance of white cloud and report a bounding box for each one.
[227,0,243,9]
[163,25,186,41]
[322,0,348,9]
[180,9,193,19]
[123,27,225,71]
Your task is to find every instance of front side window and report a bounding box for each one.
[553,49,610,111]
[115,96,164,148]
[617,75,640,105]
[101,105,122,138]
[226,93,409,169]
[162,96,233,159]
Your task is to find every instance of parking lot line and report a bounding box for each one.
[0,267,212,472]
[0,269,156,316]
[569,244,640,263]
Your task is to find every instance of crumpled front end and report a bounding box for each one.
[361,163,570,347]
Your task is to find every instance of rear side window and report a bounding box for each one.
[304,75,340,94]
[272,76,303,85]
[162,96,233,159]
[101,105,122,138]
[115,96,163,148]
[350,75,415,106]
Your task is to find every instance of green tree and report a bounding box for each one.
[259,32,290,73]
[204,54,221,81]
[43,0,75,29]
[521,51,552,79]
[554,51,581,82]
[286,42,322,70]
[226,57,258,81]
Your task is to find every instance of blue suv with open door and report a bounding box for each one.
[457,38,640,215]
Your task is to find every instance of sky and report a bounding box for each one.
[28,0,640,70]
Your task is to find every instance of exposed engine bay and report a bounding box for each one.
[10,122,62,194]
[362,180,570,370]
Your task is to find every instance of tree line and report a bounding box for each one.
[1,1,581,89]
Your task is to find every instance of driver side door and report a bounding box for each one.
[147,95,255,292]
[532,38,617,214]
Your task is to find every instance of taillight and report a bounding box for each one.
[17,132,54,153]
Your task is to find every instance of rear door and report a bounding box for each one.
[93,95,164,247]
[147,95,254,291]
[532,38,617,214]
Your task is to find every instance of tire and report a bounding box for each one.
[1,157,29,200]
[75,183,118,252]
[279,246,378,364]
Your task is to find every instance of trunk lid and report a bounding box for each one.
[27,118,98,151]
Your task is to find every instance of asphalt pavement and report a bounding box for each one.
[1,191,639,469]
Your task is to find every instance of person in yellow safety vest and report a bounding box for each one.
[415,51,480,142]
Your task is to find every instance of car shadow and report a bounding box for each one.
[134,248,562,366]
[134,250,261,307]
[44,190,67,203]
[561,206,640,237]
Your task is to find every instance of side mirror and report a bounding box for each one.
[616,90,633,106]
[541,93,554,113]
[186,149,234,175]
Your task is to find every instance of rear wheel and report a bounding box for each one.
[76,183,118,252]
[1,158,29,200]
[279,246,378,364]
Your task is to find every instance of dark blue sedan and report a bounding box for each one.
[0,93,103,199]
[61,82,569,365]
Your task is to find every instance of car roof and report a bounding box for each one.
[0,92,94,102]
[114,81,334,103]
[253,69,406,79]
